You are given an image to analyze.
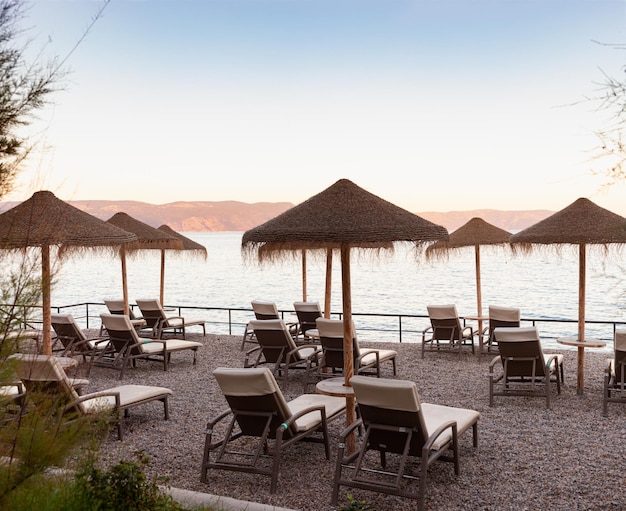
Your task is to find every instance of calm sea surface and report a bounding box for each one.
[38,232,626,350]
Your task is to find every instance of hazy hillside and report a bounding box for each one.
[418,209,553,232]
[0,199,552,232]
[0,199,294,232]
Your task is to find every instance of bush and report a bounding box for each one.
[339,493,372,511]
[71,452,186,511]
[0,452,218,511]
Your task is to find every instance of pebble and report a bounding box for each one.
[79,333,625,511]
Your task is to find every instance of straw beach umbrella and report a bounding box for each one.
[426,217,512,336]
[510,197,626,394]
[106,213,183,315]
[242,178,448,446]
[0,191,137,355]
[157,225,207,305]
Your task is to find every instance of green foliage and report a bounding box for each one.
[0,252,111,506]
[71,452,186,511]
[0,453,218,511]
[0,0,70,198]
[0,470,77,511]
[339,493,373,511]
[590,45,626,187]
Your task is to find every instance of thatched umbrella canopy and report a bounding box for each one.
[510,197,626,394]
[106,213,183,315]
[426,217,512,318]
[242,178,448,446]
[157,225,207,305]
[0,190,137,354]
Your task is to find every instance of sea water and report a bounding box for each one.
[21,232,626,349]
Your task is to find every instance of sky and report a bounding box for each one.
[6,0,626,215]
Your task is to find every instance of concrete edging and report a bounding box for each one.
[167,487,299,511]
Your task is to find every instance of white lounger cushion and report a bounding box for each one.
[350,375,480,451]
[426,304,459,320]
[214,367,345,433]
[140,339,202,354]
[288,394,346,432]
[360,348,398,367]
[81,384,173,414]
[488,305,520,322]
[420,403,481,450]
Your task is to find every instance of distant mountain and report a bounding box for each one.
[0,199,552,232]
[418,209,553,232]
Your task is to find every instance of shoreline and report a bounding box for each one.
[82,333,624,511]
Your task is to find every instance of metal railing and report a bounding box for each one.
[8,301,624,350]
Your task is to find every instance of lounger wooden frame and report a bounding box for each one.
[100,313,201,379]
[51,313,112,374]
[135,298,206,339]
[243,319,320,388]
[488,326,562,409]
[293,301,323,342]
[480,305,521,355]
[331,376,480,511]
[422,304,475,358]
[200,367,346,493]
[240,300,297,350]
[11,354,172,440]
[307,318,397,389]
[603,329,626,417]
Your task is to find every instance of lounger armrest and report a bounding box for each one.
[244,345,262,356]
[205,408,233,431]
[421,326,433,339]
[66,390,121,413]
[488,356,503,381]
[544,353,558,369]
[423,419,457,452]
[243,346,263,367]
[488,355,501,370]
[462,326,474,337]
[279,403,326,430]
[70,337,101,348]
[355,350,379,368]
[337,417,364,441]
[288,344,321,360]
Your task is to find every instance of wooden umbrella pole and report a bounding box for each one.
[578,244,586,342]
[577,243,586,394]
[160,249,166,305]
[121,247,129,316]
[301,250,307,302]
[41,245,52,355]
[475,245,482,317]
[475,245,484,354]
[341,245,354,385]
[340,244,356,454]
[324,248,332,318]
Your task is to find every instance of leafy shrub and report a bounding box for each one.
[71,452,186,511]
[339,493,372,511]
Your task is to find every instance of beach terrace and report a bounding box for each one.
[56,327,624,511]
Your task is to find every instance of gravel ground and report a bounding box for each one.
[77,332,626,511]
